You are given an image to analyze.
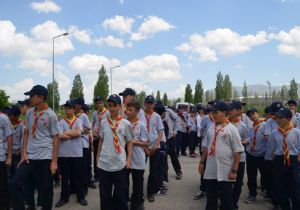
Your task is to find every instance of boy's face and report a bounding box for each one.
[277,116,291,128]
[108,101,121,115]
[288,104,297,112]
[249,112,259,122]
[123,95,134,105]
[30,95,44,106]
[96,101,104,110]
[190,112,196,117]
[126,106,138,119]
[144,102,154,111]
[228,109,238,118]
[20,105,29,115]
[75,104,81,112]
[8,114,19,122]
[64,106,75,117]
[212,111,226,123]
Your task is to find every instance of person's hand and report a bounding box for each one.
[126,160,131,169]
[144,147,150,156]
[198,162,205,175]
[149,146,158,156]
[50,161,58,175]
[5,157,12,167]
[228,172,237,180]
[18,153,29,168]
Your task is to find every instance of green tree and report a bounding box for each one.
[184,84,193,103]
[194,80,204,104]
[233,88,239,100]
[242,81,248,102]
[93,65,109,104]
[46,81,60,110]
[205,90,210,102]
[289,78,298,99]
[223,74,232,102]
[215,71,224,100]
[0,89,10,110]
[163,92,168,106]
[70,74,84,99]
[136,91,146,106]
[156,90,161,101]
[280,85,288,100]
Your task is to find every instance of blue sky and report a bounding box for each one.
[1,0,300,103]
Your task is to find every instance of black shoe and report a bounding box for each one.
[55,200,68,208]
[147,194,155,202]
[25,206,35,210]
[88,182,97,189]
[176,172,183,180]
[78,199,88,206]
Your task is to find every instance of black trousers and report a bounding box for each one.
[233,161,245,207]
[83,147,92,191]
[58,157,85,201]
[147,150,161,195]
[189,131,197,154]
[264,159,277,205]
[175,131,184,156]
[10,159,53,210]
[246,153,266,197]
[0,161,9,209]
[99,167,128,210]
[160,141,169,183]
[93,137,100,179]
[199,162,206,192]
[167,137,182,174]
[205,179,234,210]
[127,169,145,210]
[273,155,300,210]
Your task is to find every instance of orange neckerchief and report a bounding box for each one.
[32,104,48,137]
[252,120,263,150]
[75,110,83,117]
[131,118,139,131]
[208,120,230,156]
[107,116,123,154]
[228,117,241,126]
[97,108,107,130]
[145,111,154,132]
[64,115,78,129]
[12,119,22,129]
[278,126,293,167]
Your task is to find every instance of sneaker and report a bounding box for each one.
[245,196,256,204]
[78,199,88,206]
[147,194,155,202]
[176,172,183,180]
[136,205,145,210]
[190,153,197,158]
[55,200,68,208]
[194,190,205,200]
[156,189,167,196]
[88,182,97,189]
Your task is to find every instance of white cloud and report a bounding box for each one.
[19,58,52,76]
[68,26,91,44]
[130,16,175,41]
[176,28,268,62]
[119,0,125,4]
[31,0,61,13]
[102,15,134,34]
[95,35,125,48]
[270,26,300,57]
[1,78,35,101]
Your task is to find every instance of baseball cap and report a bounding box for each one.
[212,101,228,112]
[246,108,258,117]
[276,107,293,119]
[17,99,30,106]
[145,95,155,103]
[94,96,104,103]
[24,85,48,98]
[190,106,197,113]
[107,94,122,105]
[6,105,21,116]
[75,97,85,106]
[154,104,166,115]
[63,99,75,108]
[119,88,136,97]
[229,100,242,110]
[270,101,284,113]
[264,106,272,114]
[287,99,297,106]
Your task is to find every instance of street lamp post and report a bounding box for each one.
[110,65,120,94]
[52,32,69,111]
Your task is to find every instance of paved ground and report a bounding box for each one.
[53,155,274,210]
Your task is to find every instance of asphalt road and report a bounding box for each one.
[53,155,274,210]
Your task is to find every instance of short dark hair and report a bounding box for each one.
[126,101,141,111]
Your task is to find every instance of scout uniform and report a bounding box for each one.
[187,107,198,157]
[175,111,187,156]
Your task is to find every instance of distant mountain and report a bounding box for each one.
[233,84,283,97]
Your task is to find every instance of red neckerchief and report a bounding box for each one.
[75,110,83,117]
[107,116,123,154]
[131,118,139,131]
[228,117,241,126]
[278,126,293,167]
[64,115,78,129]
[208,120,230,156]
[145,111,154,132]
[13,119,22,130]
[97,108,107,130]
[32,104,48,137]
[252,120,263,150]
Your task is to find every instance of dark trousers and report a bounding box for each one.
[175,131,183,156]
[58,157,85,201]
[7,154,20,179]
[99,167,128,210]
[160,141,169,183]
[189,131,197,154]
[264,159,277,205]
[205,179,234,210]
[273,155,300,210]
[167,137,182,174]
[147,150,161,195]
[246,153,266,197]
[93,138,100,180]
[199,162,206,192]
[233,162,245,207]
[127,169,145,210]
[24,173,42,207]
[10,160,53,210]
[0,161,9,209]
[83,148,92,191]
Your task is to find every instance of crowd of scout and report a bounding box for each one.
[0,84,300,210]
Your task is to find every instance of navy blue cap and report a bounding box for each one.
[276,107,293,119]
[6,105,21,116]
[189,106,197,113]
[196,104,204,111]
[246,108,258,117]
[212,101,228,112]
[229,100,242,110]
[119,88,136,97]
[207,100,216,105]
[83,104,89,112]
[145,95,155,103]
[24,85,48,98]
[94,96,104,103]
[155,100,163,106]
[287,99,297,106]
[75,97,85,106]
[107,94,122,105]
[63,99,75,108]
[270,101,284,113]
[17,99,30,106]
[264,106,272,114]
[154,104,166,115]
